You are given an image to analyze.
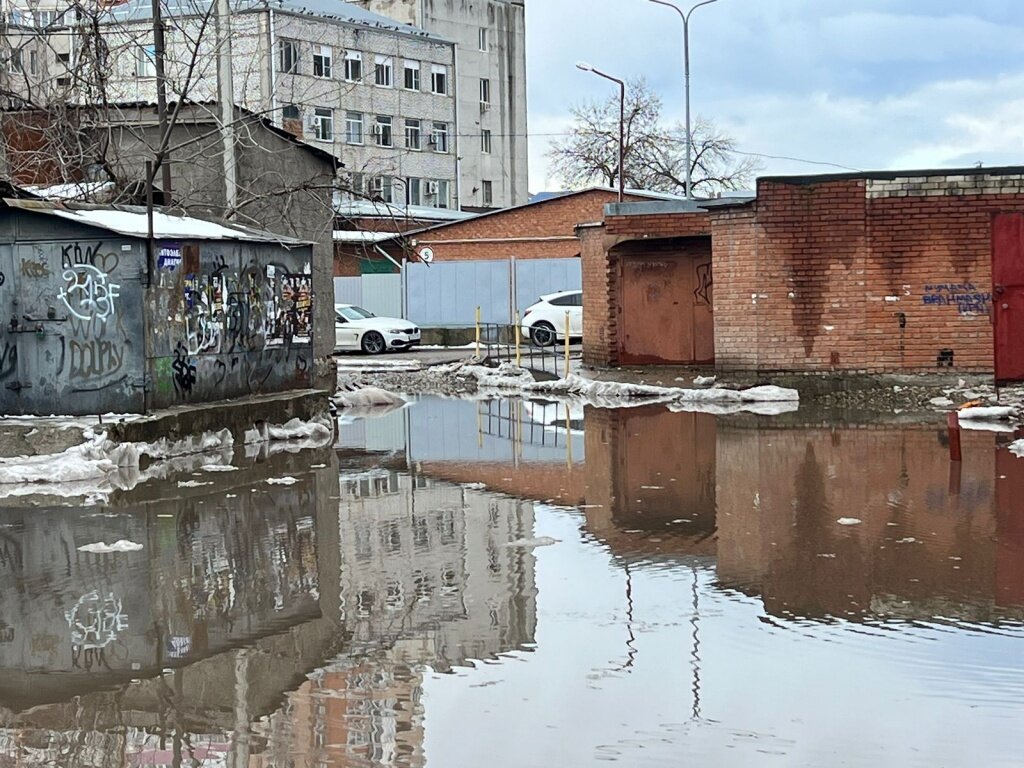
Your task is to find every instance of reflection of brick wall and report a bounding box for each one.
[715,425,1024,620]
[713,173,1024,372]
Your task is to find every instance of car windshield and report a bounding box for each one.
[337,306,376,321]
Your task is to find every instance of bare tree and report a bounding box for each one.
[546,77,758,196]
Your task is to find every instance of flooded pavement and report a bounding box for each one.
[1,397,1023,766]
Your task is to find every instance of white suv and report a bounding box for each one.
[520,289,583,346]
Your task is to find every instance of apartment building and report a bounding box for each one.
[352,0,529,209]
[1,0,462,209]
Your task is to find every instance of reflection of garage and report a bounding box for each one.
[616,237,714,364]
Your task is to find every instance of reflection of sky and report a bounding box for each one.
[422,505,1024,767]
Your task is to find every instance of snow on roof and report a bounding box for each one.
[105,0,444,40]
[4,201,311,245]
[332,230,396,243]
[334,199,475,222]
[24,181,115,201]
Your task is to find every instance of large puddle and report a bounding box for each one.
[1,397,1022,766]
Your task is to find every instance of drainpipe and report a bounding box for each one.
[268,9,277,118]
[452,43,461,209]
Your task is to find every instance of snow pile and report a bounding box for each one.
[335,387,407,408]
[1009,439,1024,458]
[77,540,143,553]
[958,405,1016,421]
[837,517,862,526]
[503,536,560,548]
[267,417,333,442]
[267,476,300,486]
[445,363,800,411]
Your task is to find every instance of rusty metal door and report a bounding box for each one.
[618,247,714,365]
[992,213,1024,382]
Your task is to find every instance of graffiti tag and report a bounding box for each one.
[59,264,120,322]
[66,590,127,650]
[922,282,990,315]
[172,341,197,396]
[20,258,50,278]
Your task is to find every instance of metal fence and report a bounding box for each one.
[476,321,577,379]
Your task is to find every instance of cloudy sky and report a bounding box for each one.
[524,0,1024,192]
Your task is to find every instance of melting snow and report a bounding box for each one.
[77,540,144,553]
[837,517,863,526]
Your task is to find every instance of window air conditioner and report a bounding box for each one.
[424,181,439,195]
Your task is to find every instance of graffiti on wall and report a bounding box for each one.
[922,282,991,315]
[66,590,128,670]
[56,242,132,392]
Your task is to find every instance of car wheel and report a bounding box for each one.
[361,331,386,355]
[531,322,557,347]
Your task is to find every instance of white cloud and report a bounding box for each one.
[527,0,1024,190]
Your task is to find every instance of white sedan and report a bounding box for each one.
[335,304,421,354]
[520,289,583,346]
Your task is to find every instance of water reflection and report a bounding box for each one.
[0,396,1022,766]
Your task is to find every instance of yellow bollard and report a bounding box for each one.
[564,311,571,378]
[514,311,521,368]
[475,306,481,358]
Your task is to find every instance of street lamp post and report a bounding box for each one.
[576,62,626,203]
[648,0,719,200]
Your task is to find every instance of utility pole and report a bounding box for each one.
[151,0,173,201]
[215,0,237,214]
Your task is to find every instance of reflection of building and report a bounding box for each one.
[250,469,538,768]
[578,404,1024,623]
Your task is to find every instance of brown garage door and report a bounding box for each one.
[618,239,713,364]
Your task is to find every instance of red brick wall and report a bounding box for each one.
[711,174,1024,373]
[580,223,618,366]
[581,209,712,366]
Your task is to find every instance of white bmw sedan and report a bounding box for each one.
[335,304,421,354]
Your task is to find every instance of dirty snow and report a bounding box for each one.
[77,540,144,553]
[335,387,407,408]
[958,405,1016,421]
[1009,439,1024,458]
[267,417,333,442]
[837,517,863,526]
[444,363,800,410]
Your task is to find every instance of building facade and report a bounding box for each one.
[1,0,462,209]
[353,0,529,209]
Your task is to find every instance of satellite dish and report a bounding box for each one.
[419,246,434,263]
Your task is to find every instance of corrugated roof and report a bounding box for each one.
[2,200,312,245]
[334,199,474,222]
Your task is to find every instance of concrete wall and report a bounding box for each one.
[0,210,316,415]
[356,0,529,208]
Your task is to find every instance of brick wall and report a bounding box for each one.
[579,223,617,367]
[581,209,712,366]
[710,172,1024,373]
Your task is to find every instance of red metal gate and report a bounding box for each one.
[991,213,1024,382]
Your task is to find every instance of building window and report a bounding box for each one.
[373,115,393,147]
[135,44,156,77]
[34,10,54,27]
[279,38,298,74]
[349,172,364,197]
[481,129,492,154]
[403,59,420,90]
[479,77,490,104]
[370,176,393,203]
[345,111,363,144]
[406,177,422,206]
[430,64,448,95]
[313,107,333,141]
[29,50,38,75]
[9,49,22,73]
[374,55,393,87]
[312,44,332,78]
[344,50,362,81]
[281,103,300,120]
[478,27,488,51]
[426,179,450,209]
[430,121,448,153]
[482,180,493,206]
[404,118,421,150]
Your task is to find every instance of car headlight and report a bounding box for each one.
[387,328,406,334]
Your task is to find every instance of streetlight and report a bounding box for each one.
[576,61,626,203]
[648,0,719,200]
